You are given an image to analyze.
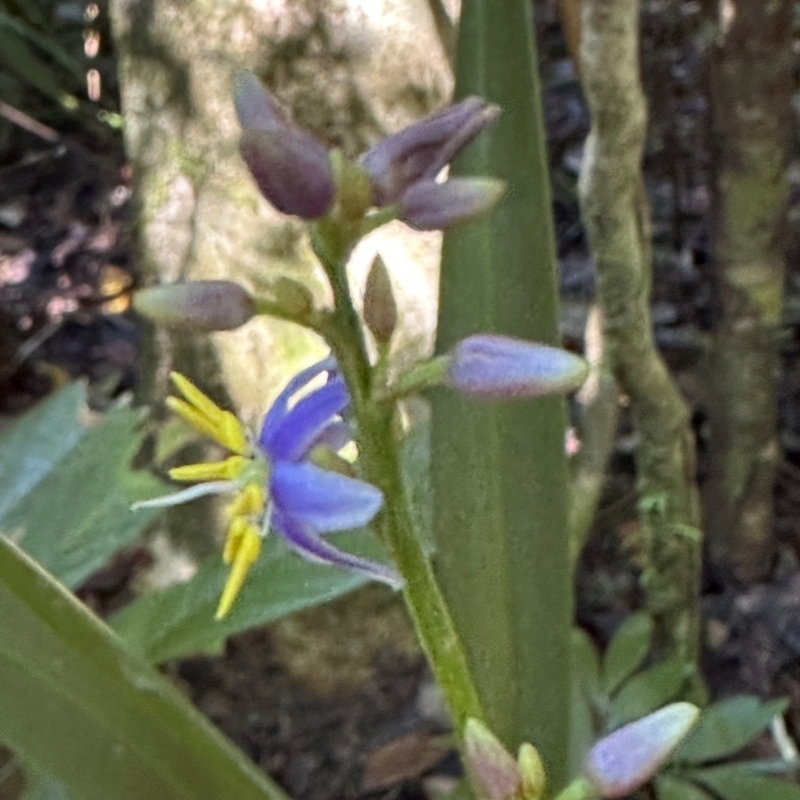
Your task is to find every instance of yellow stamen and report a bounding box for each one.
[219,413,249,455]
[168,455,248,483]
[166,396,224,443]
[222,516,248,564]
[166,397,249,455]
[170,372,228,425]
[226,483,265,519]
[216,523,261,619]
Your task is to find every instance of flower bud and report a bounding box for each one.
[363,254,397,344]
[463,718,522,800]
[399,177,505,231]
[517,743,546,800]
[133,280,255,331]
[447,335,589,399]
[233,70,334,219]
[585,702,700,799]
[233,69,287,130]
[359,96,500,205]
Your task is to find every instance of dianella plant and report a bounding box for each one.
[0,2,720,799]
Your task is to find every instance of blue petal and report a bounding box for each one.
[259,357,337,446]
[272,506,403,588]
[311,420,352,452]
[270,460,383,533]
[261,378,349,462]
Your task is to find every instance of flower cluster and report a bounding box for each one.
[233,70,504,230]
[134,358,402,619]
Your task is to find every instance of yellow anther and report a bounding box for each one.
[222,516,249,564]
[170,372,228,425]
[166,396,222,443]
[166,396,249,455]
[226,483,265,519]
[216,523,261,619]
[168,455,248,483]
[217,410,249,455]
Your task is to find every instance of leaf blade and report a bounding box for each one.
[0,534,288,800]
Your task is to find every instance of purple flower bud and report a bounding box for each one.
[398,177,505,231]
[463,719,522,800]
[359,96,500,205]
[233,70,287,130]
[233,71,334,219]
[585,703,700,799]
[133,280,255,331]
[447,335,589,399]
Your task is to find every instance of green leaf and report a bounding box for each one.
[0,534,288,800]
[0,9,85,81]
[0,29,74,105]
[0,383,166,588]
[569,656,596,781]
[19,765,73,800]
[691,764,800,800]
[603,612,653,695]
[655,775,715,800]
[572,627,602,703]
[431,0,571,784]
[112,529,393,663]
[674,696,788,766]
[608,656,688,729]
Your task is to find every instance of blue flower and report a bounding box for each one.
[133,358,402,618]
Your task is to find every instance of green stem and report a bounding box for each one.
[311,221,485,734]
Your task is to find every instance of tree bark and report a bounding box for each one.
[578,0,702,664]
[704,0,793,583]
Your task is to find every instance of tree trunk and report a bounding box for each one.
[704,0,792,582]
[578,0,702,665]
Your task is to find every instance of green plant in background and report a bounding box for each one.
[0,2,83,109]
[572,614,800,800]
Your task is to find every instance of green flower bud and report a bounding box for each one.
[363,254,397,345]
[517,743,546,800]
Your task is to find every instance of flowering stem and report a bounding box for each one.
[311,221,485,734]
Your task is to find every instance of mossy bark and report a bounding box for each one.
[578,0,702,664]
[703,0,792,583]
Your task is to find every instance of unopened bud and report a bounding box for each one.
[233,70,286,130]
[517,744,546,800]
[463,718,522,800]
[447,334,588,399]
[234,70,334,219]
[399,178,505,231]
[240,129,335,219]
[360,96,500,205]
[133,280,255,331]
[585,703,700,798]
[363,255,397,344]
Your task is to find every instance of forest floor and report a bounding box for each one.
[2,1,800,799]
